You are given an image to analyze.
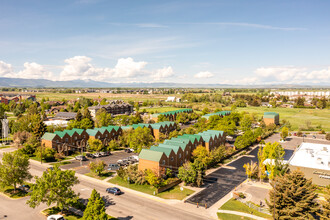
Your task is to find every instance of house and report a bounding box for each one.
[41,133,62,150]
[263,112,279,125]
[52,112,77,121]
[88,102,133,117]
[165,97,181,102]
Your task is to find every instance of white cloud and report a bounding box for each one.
[255,66,330,84]
[152,66,174,80]
[60,56,99,81]
[0,60,52,79]
[17,62,53,79]
[194,71,214,78]
[0,61,13,77]
[111,57,147,78]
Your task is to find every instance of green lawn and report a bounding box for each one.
[108,176,194,200]
[84,171,114,180]
[236,106,330,131]
[142,106,183,113]
[220,199,271,219]
[217,213,254,220]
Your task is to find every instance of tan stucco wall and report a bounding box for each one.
[289,165,330,186]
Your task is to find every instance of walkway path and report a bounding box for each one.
[217,210,269,220]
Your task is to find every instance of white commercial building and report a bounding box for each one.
[288,143,330,186]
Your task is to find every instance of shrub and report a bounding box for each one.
[35,147,56,162]
[326,133,330,141]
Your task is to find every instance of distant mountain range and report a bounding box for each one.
[0,77,329,88]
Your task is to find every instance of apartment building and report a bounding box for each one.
[263,112,280,126]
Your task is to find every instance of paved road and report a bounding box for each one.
[28,162,210,220]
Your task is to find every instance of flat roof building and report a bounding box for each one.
[288,143,330,186]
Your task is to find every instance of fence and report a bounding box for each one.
[156,179,182,194]
[237,198,270,215]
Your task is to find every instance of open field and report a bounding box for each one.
[236,106,330,131]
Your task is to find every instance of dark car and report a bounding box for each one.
[18,184,31,192]
[75,155,87,161]
[106,187,121,195]
[86,153,96,158]
[124,148,133,153]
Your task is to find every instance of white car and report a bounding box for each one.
[47,215,65,220]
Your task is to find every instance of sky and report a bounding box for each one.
[0,0,330,85]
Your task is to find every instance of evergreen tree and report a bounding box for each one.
[266,170,319,219]
[32,117,47,139]
[83,189,107,220]
[318,186,330,220]
[76,111,83,121]
[83,108,93,121]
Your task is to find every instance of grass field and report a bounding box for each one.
[108,176,194,200]
[236,106,330,131]
[141,106,183,113]
[219,198,271,219]
[217,213,254,220]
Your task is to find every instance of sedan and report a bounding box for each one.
[75,155,87,161]
[106,187,121,195]
[93,152,101,158]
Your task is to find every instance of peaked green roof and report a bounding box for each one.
[54,131,67,138]
[149,146,173,156]
[139,149,165,162]
[158,144,181,153]
[63,130,77,137]
[163,140,187,151]
[86,129,99,136]
[42,132,57,140]
[94,128,107,134]
[72,128,84,135]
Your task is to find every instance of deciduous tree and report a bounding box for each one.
[89,160,106,176]
[27,165,79,212]
[0,151,32,191]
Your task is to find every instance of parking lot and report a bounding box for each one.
[61,150,138,174]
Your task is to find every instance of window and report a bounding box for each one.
[106,134,108,137]
[65,138,68,143]
[179,153,181,158]
[171,157,174,161]
[75,136,77,140]
[162,160,165,165]
[98,136,100,139]
[186,151,188,155]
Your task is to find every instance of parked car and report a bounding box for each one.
[108,163,120,171]
[47,215,65,220]
[124,148,134,153]
[75,155,87,161]
[313,135,316,139]
[100,151,110,157]
[106,187,121,195]
[128,155,139,163]
[86,153,96,158]
[117,159,124,166]
[93,152,101,158]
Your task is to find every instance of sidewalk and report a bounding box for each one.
[217,210,268,220]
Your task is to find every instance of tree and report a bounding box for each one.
[262,142,285,160]
[83,189,107,220]
[157,115,169,122]
[107,140,119,152]
[35,146,56,162]
[176,113,189,124]
[145,169,163,189]
[95,108,112,128]
[27,165,79,212]
[243,161,258,179]
[240,114,252,131]
[326,133,330,141]
[89,160,106,176]
[83,108,93,122]
[0,151,32,192]
[318,186,330,220]
[32,117,47,139]
[280,126,289,140]
[75,111,83,121]
[178,162,197,185]
[266,170,319,219]
[192,146,211,171]
[202,107,209,115]
[12,131,32,147]
[88,139,104,152]
[124,127,154,153]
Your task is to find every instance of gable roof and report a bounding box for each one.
[63,129,77,137]
[149,146,173,157]
[138,149,165,162]
[42,132,57,141]
[54,131,68,138]
[72,128,84,135]
[86,129,99,137]
[158,144,181,153]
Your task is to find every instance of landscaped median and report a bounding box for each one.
[219,198,271,219]
[0,183,32,199]
[42,206,117,220]
[84,171,115,180]
[108,175,194,200]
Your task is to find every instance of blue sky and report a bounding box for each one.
[0,0,330,85]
